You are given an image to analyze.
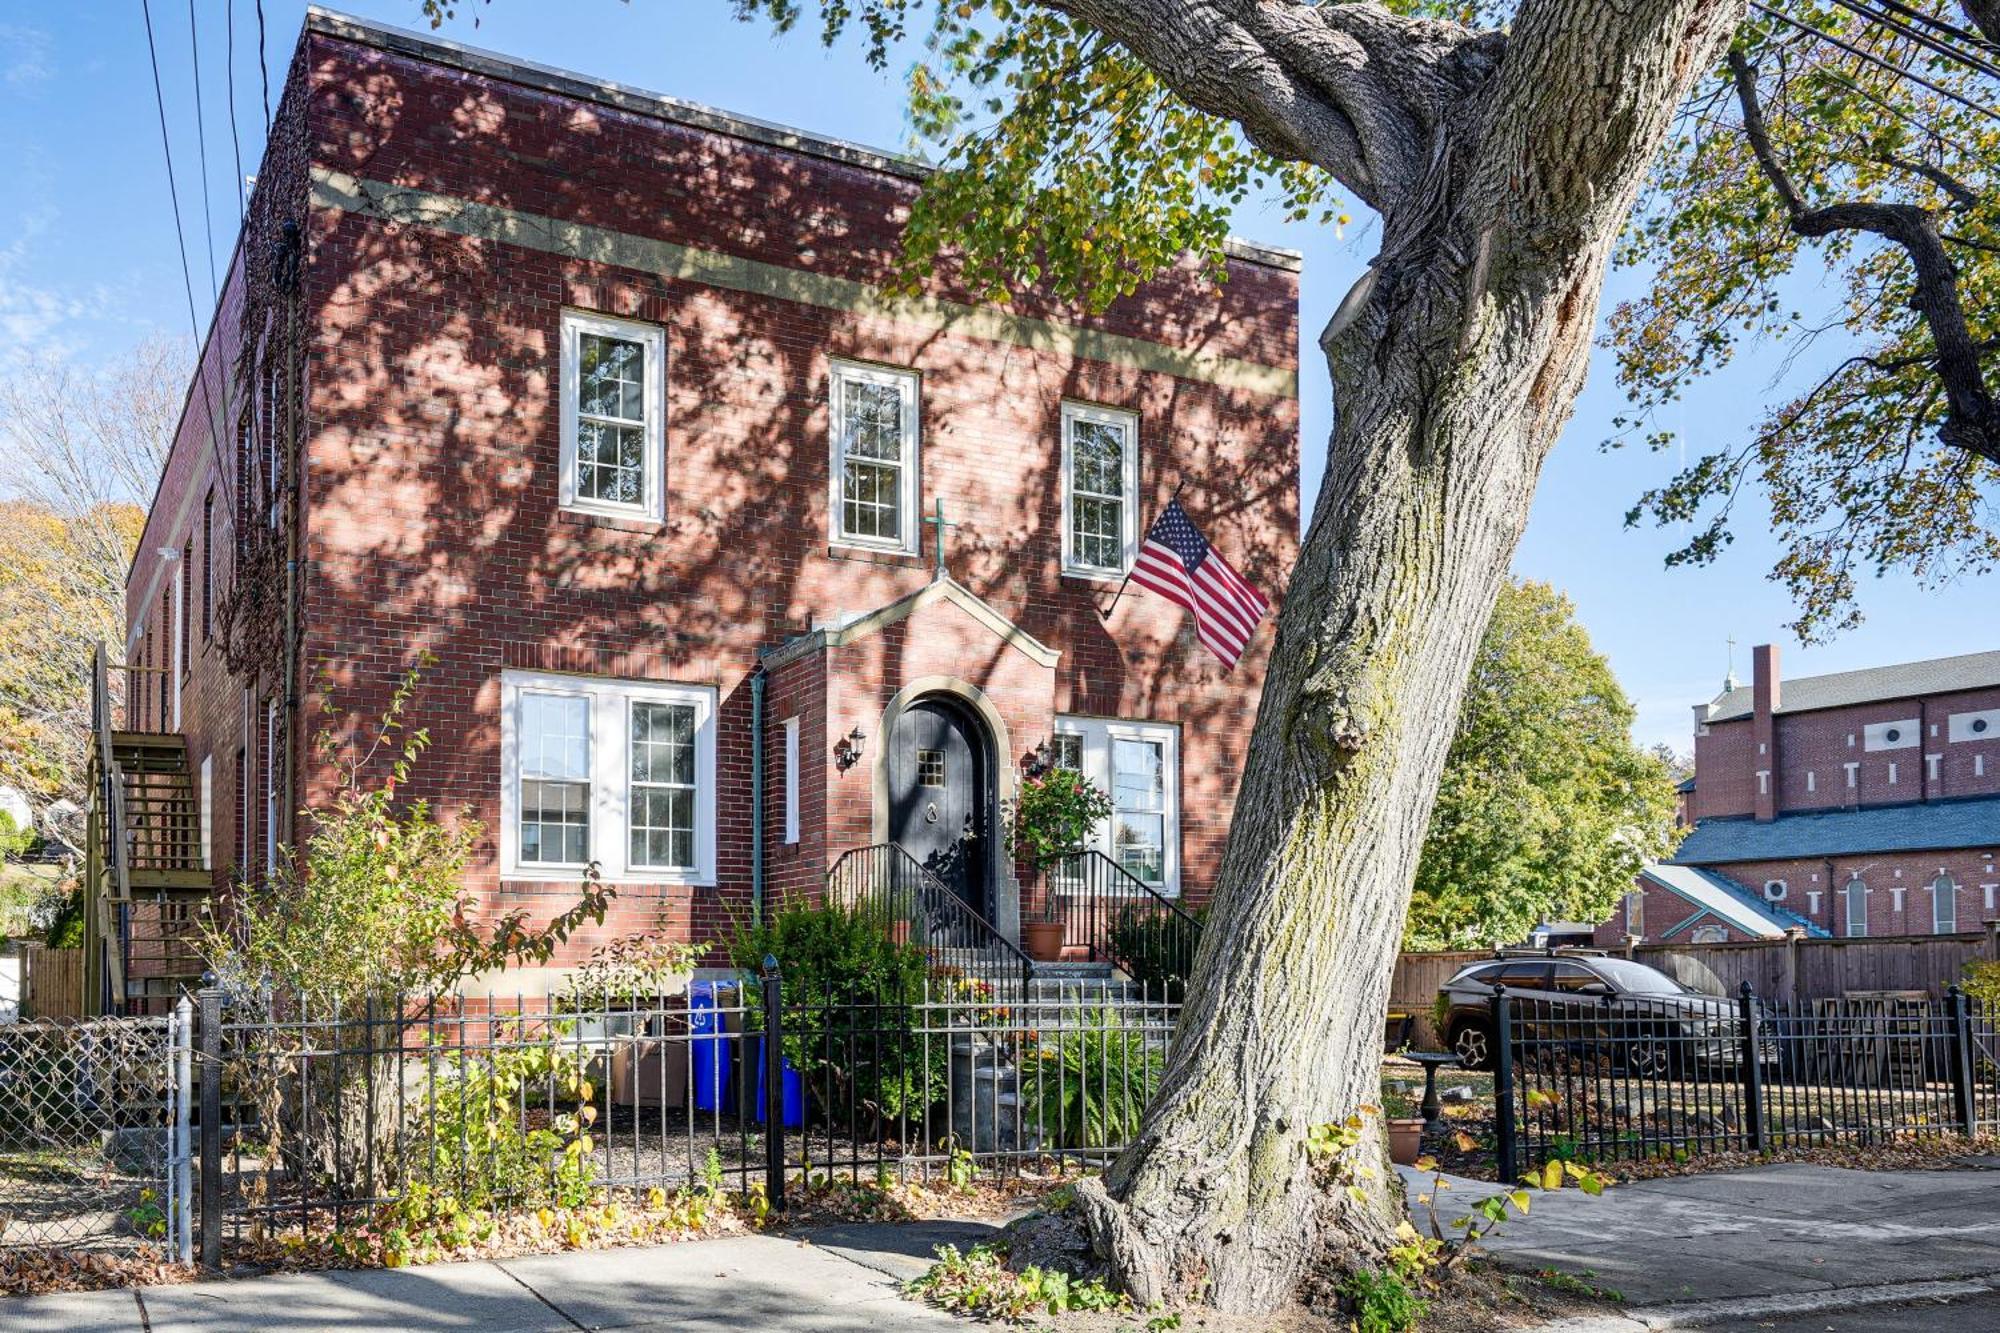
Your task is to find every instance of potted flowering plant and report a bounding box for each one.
[1009,763,1114,960]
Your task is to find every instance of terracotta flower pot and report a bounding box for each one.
[1022,920,1065,960]
[1387,1117,1426,1167]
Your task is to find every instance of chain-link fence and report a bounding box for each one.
[0,1011,190,1256]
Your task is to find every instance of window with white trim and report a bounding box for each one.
[263,697,279,870]
[1054,715,1180,893]
[1845,877,1869,937]
[199,754,213,871]
[829,360,919,552]
[501,671,716,884]
[1933,874,1958,934]
[1061,402,1139,577]
[782,716,801,845]
[560,310,666,521]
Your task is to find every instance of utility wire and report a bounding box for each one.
[1750,3,2000,122]
[226,0,246,218]
[140,0,236,513]
[187,0,220,305]
[1868,0,2000,55]
[256,0,270,132]
[1820,0,2000,82]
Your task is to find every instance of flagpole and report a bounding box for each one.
[1096,480,1184,620]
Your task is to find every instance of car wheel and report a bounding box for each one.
[1627,1040,1675,1079]
[1451,1021,1492,1072]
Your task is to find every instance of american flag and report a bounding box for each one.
[1129,499,1270,670]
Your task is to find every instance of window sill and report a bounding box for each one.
[501,873,712,891]
[559,507,666,534]
[826,543,925,570]
[1060,567,1131,587]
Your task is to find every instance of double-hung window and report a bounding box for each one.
[502,670,717,884]
[1061,402,1139,577]
[560,310,666,522]
[829,360,919,553]
[1052,715,1180,894]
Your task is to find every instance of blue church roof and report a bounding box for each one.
[1673,795,2000,866]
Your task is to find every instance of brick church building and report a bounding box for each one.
[109,10,1299,1004]
[1603,645,2000,946]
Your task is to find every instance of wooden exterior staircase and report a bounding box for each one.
[83,645,213,1015]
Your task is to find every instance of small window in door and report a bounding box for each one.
[916,748,946,787]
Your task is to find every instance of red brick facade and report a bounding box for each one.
[124,15,1299,986]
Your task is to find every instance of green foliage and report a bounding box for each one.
[1963,960,2000,1007]
[730,898,944,1119]
[1609,6,2000,641]
[0,811,33,860]
[1406,581,1682,950]
[416,1023,600,1214]
[1025,1007,1163,1149]
[203,659,612,1007]
[910,1242,1129,1319]
[563,911,708,1004]
[1340,1268,1428,1333]
[1009,765,1113,865]
[1104,903,1200,991]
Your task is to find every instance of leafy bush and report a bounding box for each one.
[416,1023,599,1213]
[730,898,943,1120]
[1025,1007,1163,1149]
[909,1242,1128,1319]
[1341,1268,1428,1333]
[0,810,34,860]
[38,881,83,948]
[1105,903,1201,991]
[1009,766,1113,863]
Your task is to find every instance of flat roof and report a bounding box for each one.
[304,7,1304,273]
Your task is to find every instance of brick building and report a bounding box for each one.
[1602,645,2000,946]
[106,11,1299,1005]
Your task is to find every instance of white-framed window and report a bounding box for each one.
[170,562,185,729]
[782,716,801,845]
[559,310,666,521]
[828,360,919,553]
[1053,715,1180,894]
[1933,874,1958,934]
[1845,877,1869,938]
[1060,402,1139,578]
[263,697,279,870]
[500,670,717,885]
[199,754,213,871]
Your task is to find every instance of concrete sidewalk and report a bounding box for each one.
[1404,1159,2000,1327]
[0,1218,1004,1333]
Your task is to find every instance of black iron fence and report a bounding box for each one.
[194,970,1177,1265]
[1036,849,1200,985]
[1491,982,2000,1179]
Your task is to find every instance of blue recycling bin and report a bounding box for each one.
[752,1036,804,1127]
[689,981,734,1113]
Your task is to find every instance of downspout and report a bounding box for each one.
[751,665,767,927]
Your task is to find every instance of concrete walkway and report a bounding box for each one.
[1404,1159,2000,1328]
[0,1218,1004,1333]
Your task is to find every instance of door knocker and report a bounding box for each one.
[924,801,940,824]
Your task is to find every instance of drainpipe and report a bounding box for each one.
[751,665,767,927]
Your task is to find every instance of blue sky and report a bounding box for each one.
[0,1,1990,749]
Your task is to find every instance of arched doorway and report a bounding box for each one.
[885,694,993,918]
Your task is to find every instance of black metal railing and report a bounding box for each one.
[1490,981,1999,1178]
[1037,849,1200,987]
[196,974,1178,1264]
[825,844,1033,992]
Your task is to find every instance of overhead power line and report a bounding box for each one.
[1750,2,2000,123]
[1820,0,2000,83]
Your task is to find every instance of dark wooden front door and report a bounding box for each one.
[888,698,988,914]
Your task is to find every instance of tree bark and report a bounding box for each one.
[1069,0,1743,1312]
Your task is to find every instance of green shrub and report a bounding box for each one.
[0,810,34,860]
[1009,767,1113,863]
[416,1022,599,1213]
[1105,904,1201,991]
[1341,1268,1428,1333]
[1025,1007,1163,1149]
[40,882,83,948]
[730,898,944,1120]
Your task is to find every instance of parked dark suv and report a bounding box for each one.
[1437,950,1768,1075]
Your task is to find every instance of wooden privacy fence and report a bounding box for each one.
[21,943,86,1020]
[1390,926,2000,1049]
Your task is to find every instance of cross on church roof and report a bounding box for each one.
[924,498,959,582]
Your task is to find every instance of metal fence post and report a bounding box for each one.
[172,995,194,1265]
[1948,984,1977,1138]
[761,955,786,1212]
[197,986,223,1268]
[1738,983,1766,1153]
[1491,983,1517,1184]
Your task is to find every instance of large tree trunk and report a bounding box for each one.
[1074,0,1743,1312]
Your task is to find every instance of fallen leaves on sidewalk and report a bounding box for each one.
[0,1245,195,1297]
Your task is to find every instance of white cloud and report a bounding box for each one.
[0,24,53,92]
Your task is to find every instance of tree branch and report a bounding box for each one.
[1030,0,1498,212]
[1728,48,2000,465]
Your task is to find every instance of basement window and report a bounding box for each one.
[559,310,666,522]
